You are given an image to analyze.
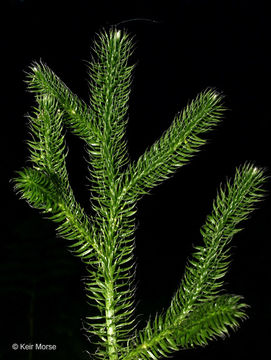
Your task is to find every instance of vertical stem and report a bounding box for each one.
[104,207,119,360]
[105,281,118,360]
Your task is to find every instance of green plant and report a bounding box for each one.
[14,28,266,359]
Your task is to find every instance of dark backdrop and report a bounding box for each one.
[3,0,270,359]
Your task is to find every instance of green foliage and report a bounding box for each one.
[14,28,266,360]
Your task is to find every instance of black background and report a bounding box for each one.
[2,0,271,359]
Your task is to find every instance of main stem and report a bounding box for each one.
[105,278,118,360]
[91,31,131,358]
[102,196,120,360]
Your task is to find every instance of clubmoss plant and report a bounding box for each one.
[14,28,266,359]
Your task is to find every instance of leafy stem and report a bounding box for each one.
[14,27,266,360]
